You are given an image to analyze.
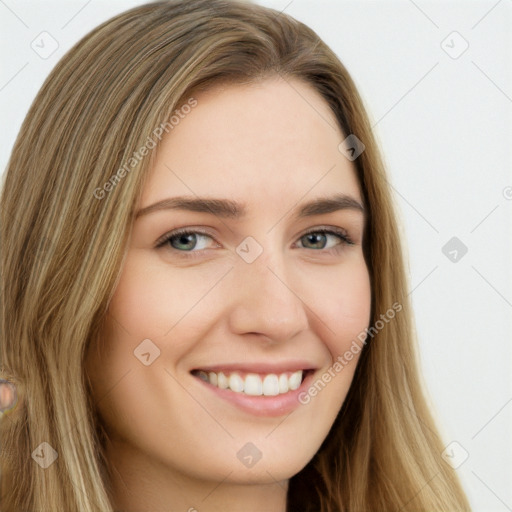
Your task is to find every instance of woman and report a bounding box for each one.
[0,0,471,510]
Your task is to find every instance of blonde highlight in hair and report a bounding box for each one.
[1,1,471,510]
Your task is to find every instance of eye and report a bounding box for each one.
[155,226,354,258]
[155,228,217,253]
[296,228,354,251]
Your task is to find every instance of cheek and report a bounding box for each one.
[293,258,371,427]
[301,256,372,358]
[107,249,372,367]
[85,248,372,482]
[108,249,231,339]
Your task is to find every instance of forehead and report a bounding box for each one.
[140,77,362,211]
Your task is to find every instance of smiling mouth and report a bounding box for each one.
[191,369,312,396]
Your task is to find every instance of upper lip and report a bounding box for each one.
[191,361,317,374]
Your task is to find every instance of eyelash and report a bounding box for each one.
[155,226,355,259]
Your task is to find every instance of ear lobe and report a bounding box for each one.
[0,379,17,413]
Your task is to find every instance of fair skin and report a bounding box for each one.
[85,76,371,512]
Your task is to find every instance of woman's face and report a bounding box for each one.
[86,76,371,496]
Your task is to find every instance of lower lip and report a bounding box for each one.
[192,371,316,417]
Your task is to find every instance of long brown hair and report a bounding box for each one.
[0,1,471,510]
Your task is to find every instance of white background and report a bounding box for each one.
[1,1,511,510]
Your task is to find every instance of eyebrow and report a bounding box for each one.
[135,193,365,220]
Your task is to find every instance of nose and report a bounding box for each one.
[226,247,309,343]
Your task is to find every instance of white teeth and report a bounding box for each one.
[262,374,279,396]
[217,372,228,389]
[289,371,302,390]
[195,369,304,396]
[228,373,244,392]
[244,374,263,396]
[278,373,289,393]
